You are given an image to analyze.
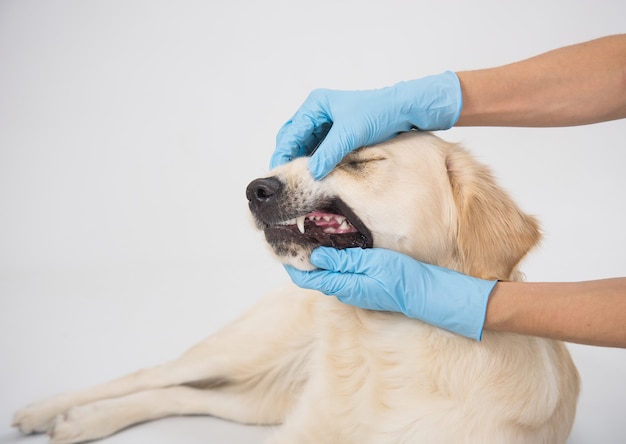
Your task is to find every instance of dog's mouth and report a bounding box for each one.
[263,199,373,250]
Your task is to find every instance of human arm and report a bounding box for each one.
[485,278,626,348]
[270,34,626,179]
[288,247,626,348]
[456,34,626,127]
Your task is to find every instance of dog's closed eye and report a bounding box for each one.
[340,156,387,172]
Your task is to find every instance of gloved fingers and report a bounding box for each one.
[284,264,353,297]
[307,122,363,180]
[269,120,297,169]
[284,264,313,288]
[310,246,386,275]
[270,90,334,170]
[285,261,399,312]
[270,117,334,170]
[271,117,318,169]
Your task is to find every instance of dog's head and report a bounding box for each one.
[247,132,540,281]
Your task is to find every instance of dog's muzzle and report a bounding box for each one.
[246,176,373,251]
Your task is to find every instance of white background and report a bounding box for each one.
[1,1,625,443]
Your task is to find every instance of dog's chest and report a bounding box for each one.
[311,302,440,401]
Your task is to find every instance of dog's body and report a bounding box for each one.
[13,132,579,443]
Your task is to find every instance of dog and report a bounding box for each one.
[12,131,580,443]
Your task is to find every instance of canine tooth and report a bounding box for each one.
[296,216,306,234]
[339,220,350,230]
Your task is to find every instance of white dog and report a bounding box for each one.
[13,132,580,443]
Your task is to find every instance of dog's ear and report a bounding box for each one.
[446,147,541,280]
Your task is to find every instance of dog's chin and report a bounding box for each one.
[277,248,317,271]
[264,235,319,271]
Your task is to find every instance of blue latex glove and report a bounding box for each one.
[286,247,498,341]
[270,71,462,180]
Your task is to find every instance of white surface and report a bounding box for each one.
[1,1,625,443]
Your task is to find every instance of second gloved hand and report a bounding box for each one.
[270,71,462,179]
[286,247,497,341]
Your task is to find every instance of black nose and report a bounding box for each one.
[246,177,282,212]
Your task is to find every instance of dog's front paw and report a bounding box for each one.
[48,405,97,444]
[12,397,68,435]
[48,401,122,444]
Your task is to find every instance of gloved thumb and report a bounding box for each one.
[310,247,369,273]
[284,263,356,297]
[307,125,357,180]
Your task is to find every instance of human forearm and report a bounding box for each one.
[485,278,626,347]
[456,35,626,127]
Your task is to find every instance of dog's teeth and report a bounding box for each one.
[296,216,306,234]
[339,220,350,231]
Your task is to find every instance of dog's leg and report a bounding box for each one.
[13,286,317,435]
[12,365,178,436]
[47,385,279,444]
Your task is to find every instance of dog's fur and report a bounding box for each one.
[13,132,579,443]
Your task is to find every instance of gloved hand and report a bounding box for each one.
[286,247,497,341]
[270,71,462,180]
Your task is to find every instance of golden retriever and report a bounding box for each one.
[12,132,580,443]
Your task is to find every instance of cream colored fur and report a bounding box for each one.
[12,132,579,443]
